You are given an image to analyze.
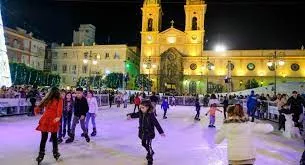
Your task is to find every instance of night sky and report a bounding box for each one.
[2,0,305,50]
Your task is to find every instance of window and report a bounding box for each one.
[62,65,67,73]
[147,18,153,31]
[63,52,68,58]
[114,52,120,59]
[52,64,57,71]
[82,65,88,74]
[73,77,77,82]
[127,57,130,60]
[72,65,77,74]
[192,17,198,30]
[37,62,40,68]
[105,53,110,59]
[13,39,19,48]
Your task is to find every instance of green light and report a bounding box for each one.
[126,63,130,68]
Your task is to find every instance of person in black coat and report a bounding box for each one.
[127,99,165,165]
[66,87,90,143]
[150,92,159,116]
[221,96,229,119]
[286,91,305,127]
[194,98,201,121]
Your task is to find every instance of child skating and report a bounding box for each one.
[128,100,165,165]
[65,87,90,143]
[34,87,63,164]
[215,104,273,165]
[86,90,98,137]
[194,98,201,121]
[205,103,222,127]
[161,98,169,119]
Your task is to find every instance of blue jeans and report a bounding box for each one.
[85,113,96,129]
[209,115,215,125]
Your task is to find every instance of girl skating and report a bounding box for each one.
[206,103,222,127]
[215,104,274,165]
[34,87,63,164]
[86,90,98,136]
[161,98,169,119]
[129,100,165,165]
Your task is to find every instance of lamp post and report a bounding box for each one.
[83,53,98,90]
[266,51,285,95]
[143,56,152,94]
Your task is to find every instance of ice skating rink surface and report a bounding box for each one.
[0,105,302,165]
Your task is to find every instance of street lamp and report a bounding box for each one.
[215,44,227,52]
[83,54,98,90]
[266,51,285,95]
[143,56,152,94]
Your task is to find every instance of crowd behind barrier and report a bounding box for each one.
[0,98,31,116]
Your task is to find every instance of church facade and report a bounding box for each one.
[140,0,305,94]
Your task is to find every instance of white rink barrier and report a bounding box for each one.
[0,98,31,116]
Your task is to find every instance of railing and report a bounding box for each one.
[241,99,279,123]
[0,98,31,117]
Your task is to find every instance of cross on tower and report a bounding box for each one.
[170,20,174,27]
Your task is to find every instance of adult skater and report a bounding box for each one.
[247,90,258,122]
[26,84,40,116]
[34,87,63,164]
[150,92,159,116]
[66,87,90,143]
[194,98,201,121]
[286,91,305,128]
[85,90,98,137]
[215,104,273,165]
[128,99,165,165]
[221,96,229,119]
[133,94,141,113]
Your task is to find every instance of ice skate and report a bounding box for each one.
[91,128,97,137]
[84,134,91,143]
[65,134,74,143]
[36,152,44,165]
[63,129,66,138]
[58,138,63,144]
[53,152,61,161]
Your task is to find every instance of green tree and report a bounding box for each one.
[135,74,152,91]
[9,63,60,86]
[105,73,123,89]
[77,76,105,88]
[245,79,259,89]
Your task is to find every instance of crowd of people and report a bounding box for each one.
[1,85,305,164]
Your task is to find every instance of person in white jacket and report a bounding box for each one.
[215,104,274,165]
[85,91,99,137]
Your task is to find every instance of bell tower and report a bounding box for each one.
[184,0,207,56]
[140,0,162,75]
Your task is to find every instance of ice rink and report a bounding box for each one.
[0,105,303,165]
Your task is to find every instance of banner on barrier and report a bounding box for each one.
[0,98,31,108]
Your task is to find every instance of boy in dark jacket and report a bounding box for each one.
[194,98,201,121]
[66,87,90,143]
[128,100,165,165]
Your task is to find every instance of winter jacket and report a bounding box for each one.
[287,96,305,115]
[215,117,273,161]
[161,100,169,110]
[134,97,141,105]
[63,99,74,117]
[247,94,257,111]
[36,99,63,133]
[133,111,164,139]
[87,97,98,113]
[74,96,89,117]
[150,95,159,103]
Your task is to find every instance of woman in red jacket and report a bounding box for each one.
[35,87,63,164]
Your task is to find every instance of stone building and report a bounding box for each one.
[140,0,305,94]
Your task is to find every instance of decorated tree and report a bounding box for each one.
[135,74,152,91]
[105,73,123,89]
[245,79,259,89]
[9,63,60,86]
[77,76,105,88]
